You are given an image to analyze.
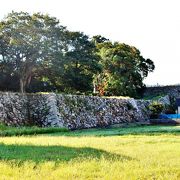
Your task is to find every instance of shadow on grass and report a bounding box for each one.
[0,144,134,164]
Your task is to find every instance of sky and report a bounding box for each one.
[0,0,180,86]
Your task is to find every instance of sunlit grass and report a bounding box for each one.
[0,126,179,179]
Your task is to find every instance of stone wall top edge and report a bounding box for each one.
[0,92,134,101]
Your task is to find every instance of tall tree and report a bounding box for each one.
[49,31,101,93]
[0,12,66,93]
[93,41,155,97]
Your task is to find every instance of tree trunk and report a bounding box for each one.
[19,65,33,93]
[20,78,26,94]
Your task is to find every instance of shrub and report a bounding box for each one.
[149,101,164,119]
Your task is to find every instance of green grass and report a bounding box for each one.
[1,124,179,137]
[0,124,68,136]
[0,125,179,179]
[50,125,180,137]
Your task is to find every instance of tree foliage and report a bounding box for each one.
[47,31,101,93]
[0,12,155,97]
[0,12,66,93]
[93,37,155,97]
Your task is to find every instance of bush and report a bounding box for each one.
[149,101,164,119]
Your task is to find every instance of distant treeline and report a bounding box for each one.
[0,12,155,97]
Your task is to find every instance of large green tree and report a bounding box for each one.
[47,31,101,93]
[93,37,155,97]
[0,12,66,93]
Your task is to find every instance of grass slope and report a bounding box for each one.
[49,125,180,137]
[0,125,68,136]
[0,126,179,179]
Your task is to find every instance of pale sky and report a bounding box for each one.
[0,0,180,85]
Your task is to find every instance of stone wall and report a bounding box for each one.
[144,85,180,98]
[0,92,151,129]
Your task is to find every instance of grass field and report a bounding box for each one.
[0,124,68,137]
[0,125,179,179]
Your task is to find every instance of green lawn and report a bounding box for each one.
[0,125,179,179]
[0,125,68,137]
